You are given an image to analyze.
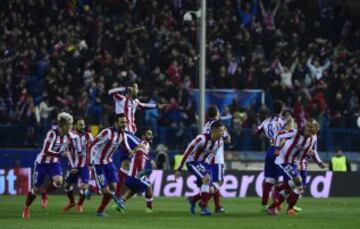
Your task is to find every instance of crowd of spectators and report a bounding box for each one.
[0,0,360,148]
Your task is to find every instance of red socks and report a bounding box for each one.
[287,191,300,210]
[262,182,273,206]
[115,171,126,197]
[145,193,153,209]
[97,193,112,213]
[213,190,222,209]
[199,192,212,208]
[191,193,202,203]
[25,191,37,207]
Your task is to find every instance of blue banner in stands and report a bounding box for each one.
[193,89,264,113]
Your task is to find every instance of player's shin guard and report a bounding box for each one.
[78,189,86,205]
[262,182,274,206]
[25,190,37,207]
[65,187,75,204]
[145,193,153,209]
[115,170,126,197]
[199,185,212,208]
[287,189,301,210]
[97,193,113,213]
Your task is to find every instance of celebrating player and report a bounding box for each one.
[90,113,133,217]
[108,82,166,198]
[202,105,231,213]
[63,117,94,213]
[256,100,286,211]
[175,120,226,216]
[266,119,326,216]
[22,112,74,219]
[116,128,155,213]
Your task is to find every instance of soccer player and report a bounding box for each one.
[256,100,286,211]
[22,112,74,219]
[90,113,133,216]
[63,117,94,213]
[175,120,226,216]
[116,128,155,213]
[266,119,326,216]
[202,105,231,213]
[108,82,166,198]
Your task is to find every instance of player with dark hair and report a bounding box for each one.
[175,120,226,216]
[188,105,230,213]
[256,100,286,211]
[63,117,94,213]
[108,82,166,198]
[22,112,74,219]
[90,113,139,216]
[115,128,155,213]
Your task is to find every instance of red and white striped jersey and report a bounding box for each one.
[90,127,129,165]
[65,131,94,168]
[274,129,321,165]
[35,128,71,164]
[65,132,82,168]
[108,87,157,133]
[202,119,227,165]
[128,140,151,177]
[177,134,222,171]
[298,136,323,170]
[257,115,285,145]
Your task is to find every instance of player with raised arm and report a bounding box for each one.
[108,82,166,198]
[63,117,94,213]
[22,112,73,219]
[266,119,326,216]
[115,128,155,213]
[256,100,286,211]
[91,113,136,217]
[175,120,226,216]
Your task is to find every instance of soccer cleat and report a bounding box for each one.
[145,208,153,214]
[41,194,48,208]
[76,204,83,213]
[113,197,125,213]
[113,196,125,210]
[260,205,268,212]
[187,197,196,215]
[287,208,296,216]
[293,206,302,212]
[22,207,30,219]
[96,211,108,217]
[200,207,212,216]
[215,207,226,213]
[266,207,278,216]
[63,202,76,212]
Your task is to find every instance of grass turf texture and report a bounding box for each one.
[1,196,360,229]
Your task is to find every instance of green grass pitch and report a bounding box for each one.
[1,196,360,229]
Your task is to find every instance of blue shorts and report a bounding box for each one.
[264,146,279,179]
[33,162,62,187]
[125,176,151,194]
[93,163,118,189]
[186,161,212,187]
[276,163,299,181]
[211,163,224,182]
[120,131,141,163]
[65,166,90,185]
[300,170,307,187]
